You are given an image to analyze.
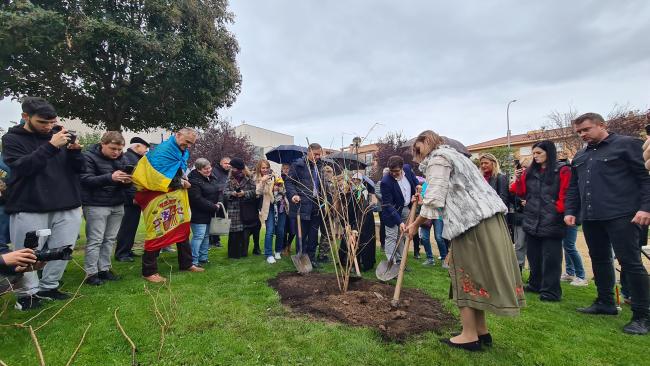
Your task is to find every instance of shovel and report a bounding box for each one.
[292,215,313,274]
[347,229,362,282]
[375,202,419,281]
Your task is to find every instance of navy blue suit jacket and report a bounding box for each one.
[379,164,419,227]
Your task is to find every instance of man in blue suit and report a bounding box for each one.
[380,155,419,263]
[285,143,324,267]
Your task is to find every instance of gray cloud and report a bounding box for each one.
[226,0,650,146]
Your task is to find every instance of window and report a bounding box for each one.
[365,153,373,164]
[555,142,564,152]
[519,146,532,156]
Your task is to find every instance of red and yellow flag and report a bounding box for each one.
[136,189,191,251]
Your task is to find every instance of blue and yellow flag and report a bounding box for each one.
[132,136,189,192]
[132,136,191,251]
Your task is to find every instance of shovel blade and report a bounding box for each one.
[375,259,399,281]
[292,253,312,274]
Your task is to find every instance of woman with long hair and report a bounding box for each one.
[478,153,509,207]
[254,159,288,264]
[405,130,525,351]
[511,140,571,302]
[224,158,257,259]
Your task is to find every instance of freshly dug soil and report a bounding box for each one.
[268,272,456,342]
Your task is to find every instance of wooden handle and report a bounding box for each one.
[392,189,421,306]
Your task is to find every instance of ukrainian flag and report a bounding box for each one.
[132,136,189,192]
[132,136,191,251]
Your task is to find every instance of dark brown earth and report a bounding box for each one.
[268,272,456,342]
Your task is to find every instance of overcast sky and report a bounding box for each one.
[2,1,649,147]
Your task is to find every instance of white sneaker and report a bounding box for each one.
[560,273,575,282]
[274,252,281,260]
[266,256,276,264]
[570,277,589,287]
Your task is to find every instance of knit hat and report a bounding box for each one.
[230,157,245,170]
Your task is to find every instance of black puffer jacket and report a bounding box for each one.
[487,173,510,208]
[80,144,129,207]
[522,165,568,238]
[188,169,223,224]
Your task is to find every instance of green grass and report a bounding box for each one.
[0,227,647,366]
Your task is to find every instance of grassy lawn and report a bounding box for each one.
[0,226,647,365]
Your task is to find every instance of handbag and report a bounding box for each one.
[209,202,231,235]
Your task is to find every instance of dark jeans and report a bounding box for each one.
[526,234,563,301]
[297,211,321,261]
[141,241,192,277]
[584,217,649,318]
[378,215,386,250]
[114,204,141,259]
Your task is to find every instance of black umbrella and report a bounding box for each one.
[265,145,307,164]
[401,136,471,157]
[327,151,368,171]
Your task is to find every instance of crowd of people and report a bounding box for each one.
[1,97,649,351]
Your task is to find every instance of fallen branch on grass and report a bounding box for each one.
[114,307,137,366]
[28,325,45,366]
[65,323,91,366]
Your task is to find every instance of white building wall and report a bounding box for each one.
[234,122,294,172]
[60,118,172,146]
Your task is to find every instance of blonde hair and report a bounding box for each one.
[478,153,501,176]
[412,130,445,162]
[254,159,271,180]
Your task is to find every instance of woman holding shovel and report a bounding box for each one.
[405,130,525,352]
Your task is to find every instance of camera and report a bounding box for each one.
[514,159,522,170]
[51,125,77,145]
[24,229,73,262]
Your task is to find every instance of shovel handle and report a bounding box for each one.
[296,215,303,254]
[392,186,422,306]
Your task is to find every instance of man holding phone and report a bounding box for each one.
[2,97,85,310]
[80,131,131,285]
[115,137,150,262]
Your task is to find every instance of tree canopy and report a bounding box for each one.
[0,0,241,131]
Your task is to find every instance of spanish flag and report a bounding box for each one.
[132,136,191,251]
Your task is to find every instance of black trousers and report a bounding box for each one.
[141,241,192,277]
[284,218,295,253]
[583,216,649,318]
[114,204,141,259]
[297,211,321,261]
[228,230,251,259]
[250,224,261,253]
[526,234,563,301]
[379,215,386,250]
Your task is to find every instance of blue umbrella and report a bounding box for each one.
[265,145,307,164]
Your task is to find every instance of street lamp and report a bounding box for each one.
[506,99,517,150]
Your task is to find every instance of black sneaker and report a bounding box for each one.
[15,296,43,311]
[85,274,104,286]
[577,301,618,316]
[623,318,649,335]
[36,288,72,300]
[116,256,135,262]
[98,270,120,281]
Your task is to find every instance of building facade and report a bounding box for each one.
[234,122,294,172]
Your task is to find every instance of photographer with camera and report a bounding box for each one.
[80,131,131,286]
[0,248,40,295]
[1,97,85,310]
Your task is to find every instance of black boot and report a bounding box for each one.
[98,270,120,281]
[85,274,104,286]
[577,301,618,315]
[623,317,649,335]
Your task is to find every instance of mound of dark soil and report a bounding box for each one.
[268,272,456,342]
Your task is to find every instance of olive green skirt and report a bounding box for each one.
[447,214,526,316]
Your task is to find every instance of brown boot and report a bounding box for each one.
[187,265,205,273]
[143,273,167,283]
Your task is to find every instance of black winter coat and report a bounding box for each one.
[122,148,143,205]
[522,165,568,238]
[188,169,224,224]
[285,159,323,220]
[1,125,85,214]
[213,165,229,191]
[487,173,510,208]
[80,144,129,207]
